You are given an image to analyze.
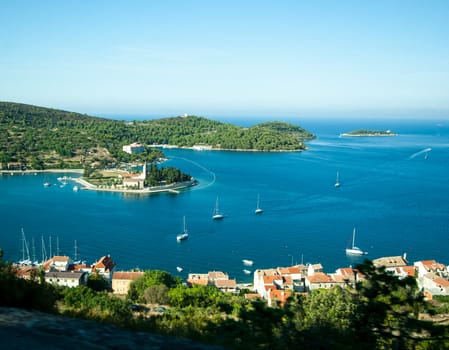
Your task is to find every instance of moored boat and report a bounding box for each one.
[345,228,367,256]
[212,197,224,220]
[176,216,189,242]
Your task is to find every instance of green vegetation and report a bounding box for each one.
[343,129,396,136]
[136,116,315,150]
[0,102,315,172]
[3,251,449,349]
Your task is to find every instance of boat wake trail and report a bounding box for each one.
[169,156,216,189]
[409,147,432,159]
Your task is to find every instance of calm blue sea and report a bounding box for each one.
[1,118,449,282]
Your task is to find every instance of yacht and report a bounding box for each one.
[334,171,341,188]
[176,216,189,242]
[345,228,367,256]
[255,194,263,214]
[212,197,224,220]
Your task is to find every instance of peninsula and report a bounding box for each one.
[0,102,315,194]
[340,129,397,137]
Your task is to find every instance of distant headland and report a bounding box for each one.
[340,129,397,137]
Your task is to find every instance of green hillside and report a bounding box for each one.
[0,102,314,170]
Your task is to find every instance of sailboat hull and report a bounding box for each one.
[345,248,365,256]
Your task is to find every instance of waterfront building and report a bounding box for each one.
[305,272,346,292]
[420,273,449,298]
[372,255,408,269]
[267,289,292,307]
[15,265,38,280]
[254,265,310,300]
[390,265,416,279]
[112,271,144,295]
[44,271,87,288]
[187,271,237,292]
[122,143,144,154]
[49,255,71,272]
[91,255,116,281]
[334,267,361,287]
[214,278,237,293]
[414,260,447,278]
[120,163,147,189]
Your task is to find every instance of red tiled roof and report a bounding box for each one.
[93,256,116,271]
[53,256,70,262]
[270,290,292,305]
[215,279,236,288]
[400,266,416,277]
[421,260,446,271]
[187,278,209,286]
[282,276,293,284]
[337,267,355,277]
[434,277,449,288]
[306,273,333,284]
[113,271,144,280]
[244,293,260,300]
[208,271,228,280]
[331,275,346,283]
[263,275,283,284]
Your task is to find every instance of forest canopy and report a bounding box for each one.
[0,102,315,170]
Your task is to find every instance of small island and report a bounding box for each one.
[340,129,397,137]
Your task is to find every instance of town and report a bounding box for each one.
[12,252,449,307]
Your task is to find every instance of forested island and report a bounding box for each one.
[341,129,397,137]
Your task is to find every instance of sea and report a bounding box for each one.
[1,117,449,283]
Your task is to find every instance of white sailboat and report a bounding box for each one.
[177,216,189,242]
[345,228,367,256]
[255,194,263,214]
[334,171,341,187]
[242,259,254,266]
[18,228,31,265]
[212,197,224,220]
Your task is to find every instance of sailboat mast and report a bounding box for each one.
[352,228,356,248]
[21,228,30,262]
[32,238,37,263]
[74,240,78,261]
[41,236,47,262]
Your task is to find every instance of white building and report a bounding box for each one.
[122,143,145,154]
[414,260,446,278]
[421,273,449,296]
[44,271,87,288]
[112,271,144,295]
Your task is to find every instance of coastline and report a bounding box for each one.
[339,133,398,137]
[72,178,197,195]
[1,169,84,174]
[1,169,197,194]
[149,144,308,152]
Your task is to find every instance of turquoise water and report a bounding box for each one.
[1,118,449,282]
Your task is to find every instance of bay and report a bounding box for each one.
[1,118,448,283]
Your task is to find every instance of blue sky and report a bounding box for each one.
[1,0,449,119]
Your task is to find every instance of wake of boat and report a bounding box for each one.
[409,147,432,159]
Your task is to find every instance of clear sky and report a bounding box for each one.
[1,0,449,119]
